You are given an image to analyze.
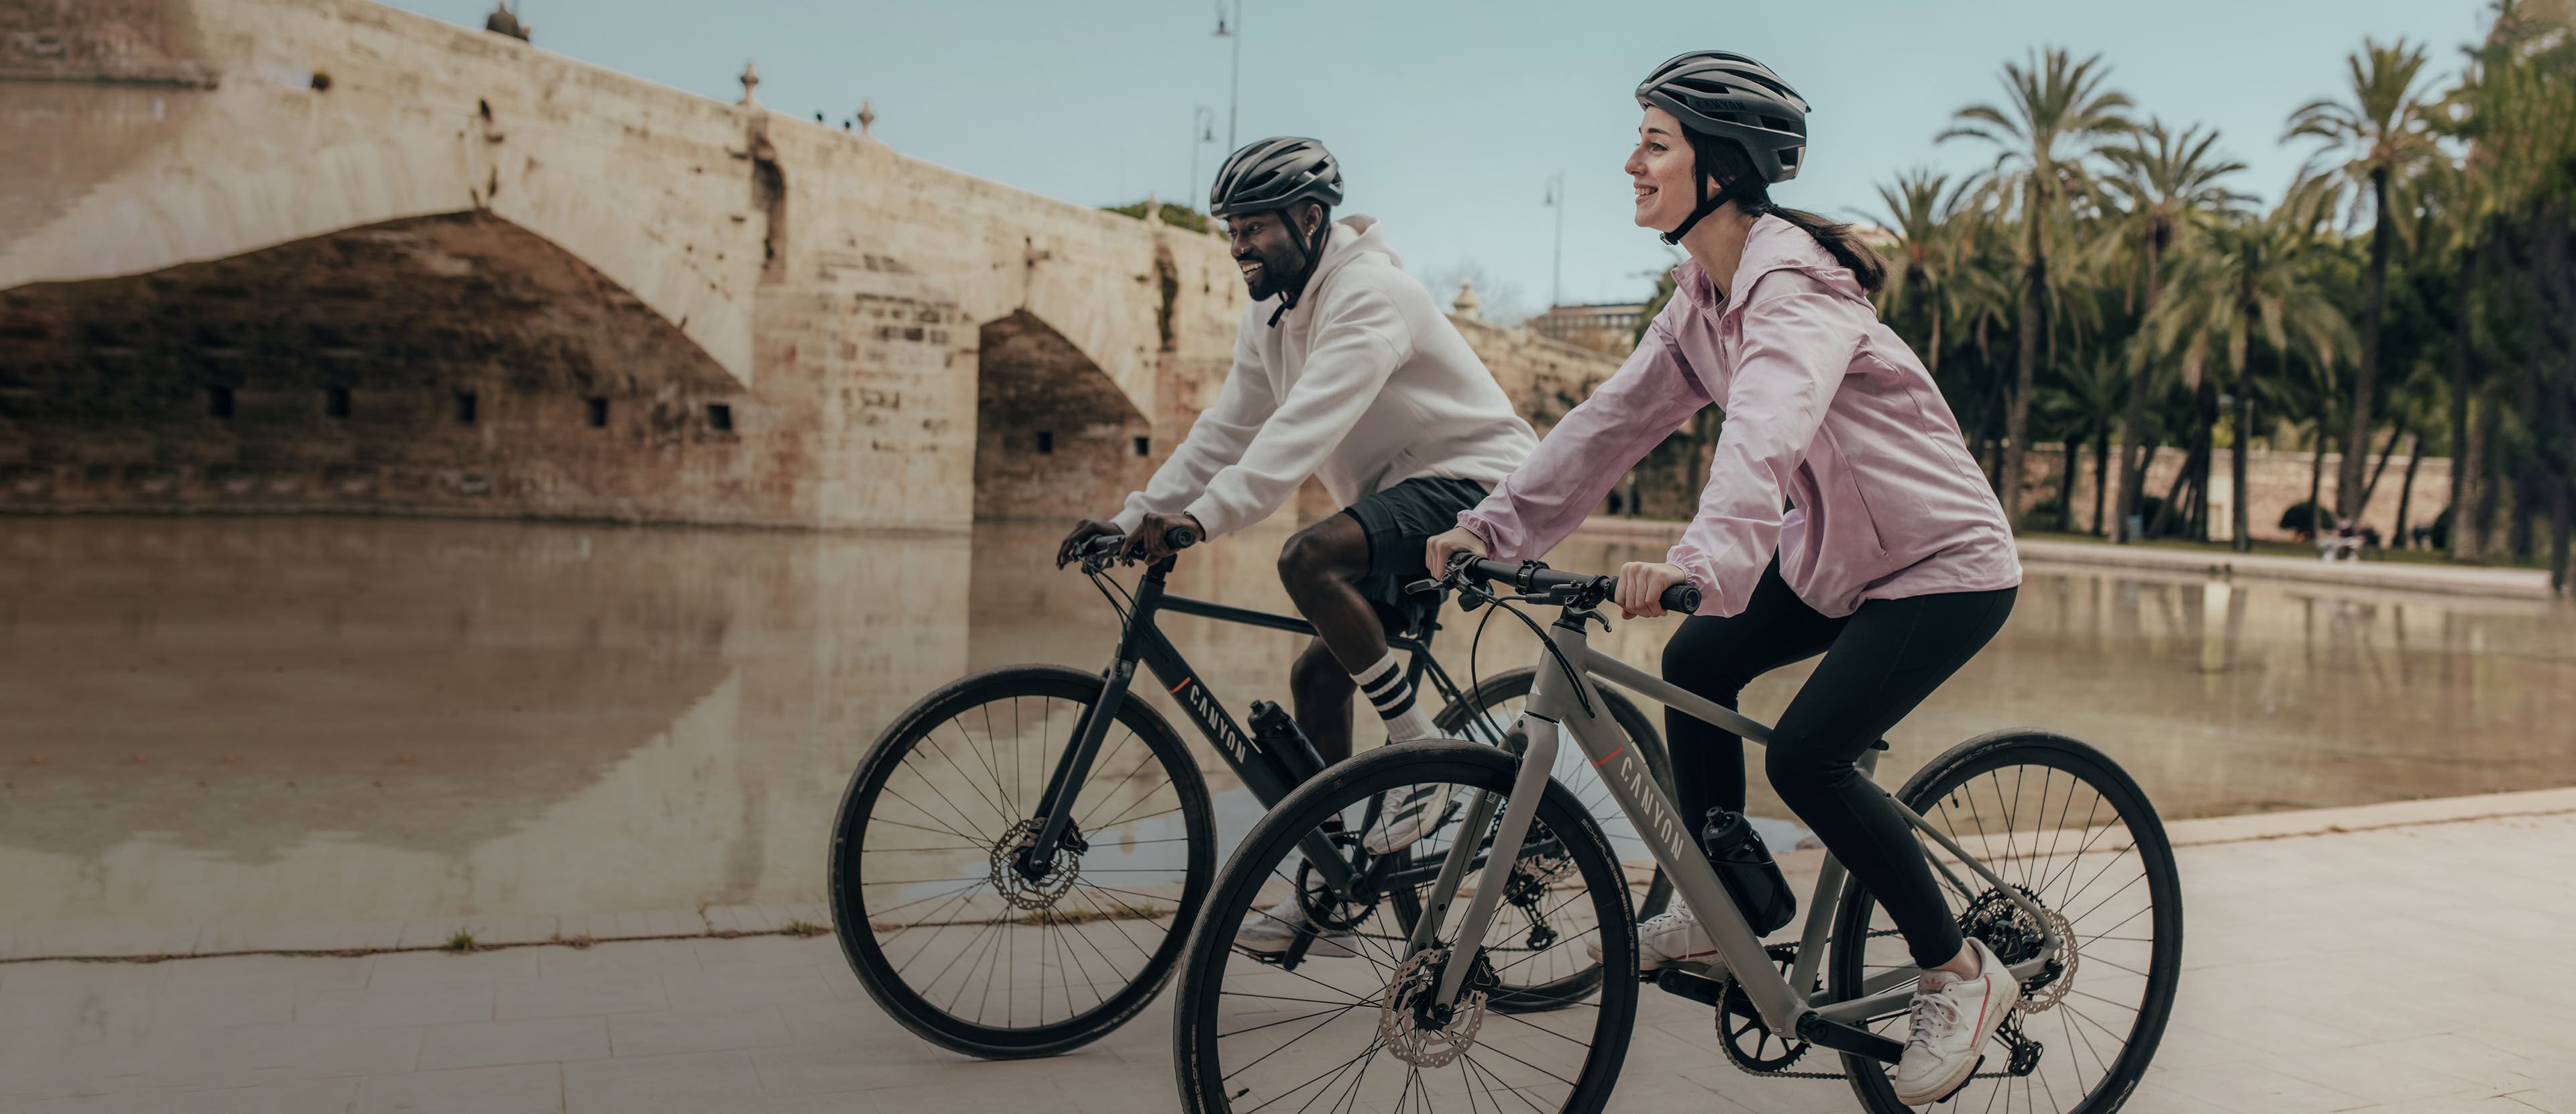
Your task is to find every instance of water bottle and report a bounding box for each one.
[1248,699,1328,784]
[1701,807,1796,935]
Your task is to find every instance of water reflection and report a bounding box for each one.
[1,517,2569,944]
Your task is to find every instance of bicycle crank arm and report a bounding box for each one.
[1794,1012,1904,1065]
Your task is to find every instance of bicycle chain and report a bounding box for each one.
[1715,929,2043,1083]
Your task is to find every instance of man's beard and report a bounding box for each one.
[1240,240,1309,301]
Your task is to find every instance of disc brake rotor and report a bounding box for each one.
[989,818,1082,912]
[1378,948,1494,1068]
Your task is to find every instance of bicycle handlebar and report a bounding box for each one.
[1075,525,1200,562]
[1446,554,1699,615]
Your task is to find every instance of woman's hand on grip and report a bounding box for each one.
[1423,527,1491,579]
[1614,561,1689,620]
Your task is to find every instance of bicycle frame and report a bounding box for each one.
[1022,555,1482,893]
[1415,608,2065,1064]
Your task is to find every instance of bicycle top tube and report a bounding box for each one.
[1074,531,1442,649]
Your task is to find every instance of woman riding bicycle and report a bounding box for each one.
[1426,51,2025,1106]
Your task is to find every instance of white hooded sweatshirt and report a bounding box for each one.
[1112,215,1538,540]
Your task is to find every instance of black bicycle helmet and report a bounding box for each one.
[1635,51,1811,244]
[1208,136,1344,219]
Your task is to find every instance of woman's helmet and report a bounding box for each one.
[1635,51,1811,184]
[1208,137,1344,218]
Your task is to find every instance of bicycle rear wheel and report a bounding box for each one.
[1434,667,1674,1011]
[1172,742,1636,1114]
[1829,730,2183,1113]
[830,664,1216,1058]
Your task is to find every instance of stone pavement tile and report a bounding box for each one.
[190,921,408,957]
[561,1049,762,1114]
[2141,1022,2263,1070]
[769,997,902,1048]
[419,1015,611,1070]
[2360,1095,2557,1113]
[533,939,702,980]
[368,949,538,989]
[660,964,842,1012]
[2153,1061,2375,1114]
[690,934,839,971]
[149,982,299,1029]
[2268,1045,2497,1105]
[747,1042,920,1096]
[170,1078,361,1113]
[294,979,495,1027]
[351,1062,562,1114]
[163,956,376,997]
[7,922,200,960]
[492,970,667,1021]
[0,962,172,1023]
[137,1022,425,1090]
[2332,1035,2549,1095]
[14,1093,182,1113]
[2176,1004,2375,1058]
[608,1003,790,1058]
[2119,1079,2241,1113]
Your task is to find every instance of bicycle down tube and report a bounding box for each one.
[1023,556,1361,891]
[1419,610,2063,1057]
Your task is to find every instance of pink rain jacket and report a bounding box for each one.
[1456,215,2021,618]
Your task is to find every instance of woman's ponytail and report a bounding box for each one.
[1688,132,1888,295]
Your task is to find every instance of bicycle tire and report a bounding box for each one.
[1827,729,2183,1113]
[1173,742,1638,1113]
[830,664,1218,1059]
[1434,666,1676,1011]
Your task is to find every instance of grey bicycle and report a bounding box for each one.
[1171,554,2182,1113]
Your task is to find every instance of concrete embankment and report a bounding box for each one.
[1571,517,2561,601]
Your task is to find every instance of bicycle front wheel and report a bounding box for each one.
[1829,730,2183,1113]
[1435,667,1674,1011]
[830,664,1216,1059]
[1173,742,1636,1114]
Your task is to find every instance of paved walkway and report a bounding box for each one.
[1570,517,2560,601]
[7,790,2575,1113]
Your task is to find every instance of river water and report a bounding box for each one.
[3,515,2571,946]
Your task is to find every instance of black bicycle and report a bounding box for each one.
[828,529,1676,1059]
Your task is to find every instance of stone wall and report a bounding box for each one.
[1,0,1255,529]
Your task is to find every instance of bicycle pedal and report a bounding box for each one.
[1931,1056,1986,1104]
[1648,966,1726,1007]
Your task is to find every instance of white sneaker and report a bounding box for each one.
[1362,782,1465,855]
[1890,938,2015,1105]
[1586,903,1727,975]
[1232,897,1355,958]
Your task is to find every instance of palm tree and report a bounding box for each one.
[1941,48,2135,530]
[2097,119,2251,542]
[2288,38,2442,525]
[2151,180,2357,552]
[2043,352,2131,536]
[1873,168,1973,368]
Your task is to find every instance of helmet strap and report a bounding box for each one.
[1660,139,1769,246]
[1267,204,1332,327]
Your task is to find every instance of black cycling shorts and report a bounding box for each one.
[1342,476,1489,638]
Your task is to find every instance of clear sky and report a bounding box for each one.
[390,0,2490,319]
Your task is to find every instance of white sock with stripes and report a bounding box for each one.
[1352,652,1440,742]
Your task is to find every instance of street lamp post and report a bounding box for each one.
[1190,105,1216,205]
[1542,170,1566,311]
[1212,0,1242,151]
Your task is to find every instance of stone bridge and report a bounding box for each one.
[1,0,1613,528]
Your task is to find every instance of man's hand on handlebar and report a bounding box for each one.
[1055,519,1123,569]
[1424,526,1491,577]
[1122,512,1204,564]
[1613,561,1691,621]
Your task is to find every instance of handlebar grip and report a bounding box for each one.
[1165,525,1199,550]
[1660,583,1701,615]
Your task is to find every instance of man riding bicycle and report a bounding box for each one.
[1055,137,1538,948]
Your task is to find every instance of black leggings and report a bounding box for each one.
[1661,560,2015,970]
